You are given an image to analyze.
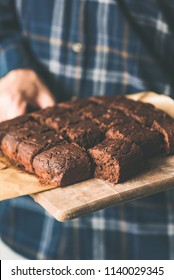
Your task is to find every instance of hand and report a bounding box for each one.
[0,69,56,122]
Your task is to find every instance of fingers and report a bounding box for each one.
[36,83,56,109]
[5,95,27,121]
[0,89,27,122]
[23,75,56,109]
[9,99,27,119]
[0,99,27,122]
[0,70,56,123]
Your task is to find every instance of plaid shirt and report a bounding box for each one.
[1,0,174,260]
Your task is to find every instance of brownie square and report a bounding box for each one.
[16,130,64,172]
[33,143,91,186]
[1,121,41,162]
[46,111,81,132]
[0,115,34,145]
[89,138,144,184]
[0,115,33,130]
[110,98,174,154]
[1,131,22,162]
[110,98,157,126]
[31,105,71,125]
[79,104,108,120]
[65,120,104,149]
[106,121,165,158]
[93,109,130,130]
[152,117,174,155]
[0,128,8,145]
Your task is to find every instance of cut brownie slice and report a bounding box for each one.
[31,106,55,124]
[64,120,104,149]
[1,121,41,162]
[79,104,130,131]
[152,117,174,155]
[1,131,18,161]
[93,109,130,131]
[1,116,65,173]
[33,143,91,186]
[31,105,71,125]
[0,114,33,130]
[0,115,34,145]
[89,138,144,184]
[46,111,81,132]
[110,98,156,126]
[79,104,108,120]
[16,130,64,172]
[111,98,174,155]
[106,121,165,158]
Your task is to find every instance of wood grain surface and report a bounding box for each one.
[0,155,58,201]
[32,156,174,221]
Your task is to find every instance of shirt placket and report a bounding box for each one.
[69,0,85,97]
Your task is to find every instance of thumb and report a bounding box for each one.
[7,100,27,121]
[36,84,56,109]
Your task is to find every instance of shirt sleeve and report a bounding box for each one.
[0,0,33,78]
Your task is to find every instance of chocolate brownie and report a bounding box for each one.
[110,98,156,126]
[1,95,174,187]
[31,105,71,125]
[152,117,174,155]
[79,104,108,120]
[106,121,165,158]
[0,115,34,145]
[1,121,41,162]
[16,130,64,172]
[79,104,130,131]
[0,125,9,147]
[0,128,7,145]
[110,97,173,129]
[65,120,105,149]
[89,96,120,105]
[33,143,91,186]
[0,115,33,130]
[93,109,130,131]
[110,98,174,154]
[58,98,94,110]
[89,138,144,184]
[46,111,81,132]
[57,101,75,110]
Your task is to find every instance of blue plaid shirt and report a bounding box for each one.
[1,0,174,260]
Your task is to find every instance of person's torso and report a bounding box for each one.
[1,0,174,260]
[15,0,174,100]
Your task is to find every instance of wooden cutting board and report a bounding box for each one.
[32,156,174,221]
[0,155,58,201]
[1,152,174,221]
[1,92,174,222]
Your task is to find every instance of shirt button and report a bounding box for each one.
[72,43,83,53]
